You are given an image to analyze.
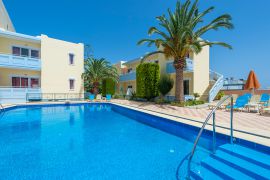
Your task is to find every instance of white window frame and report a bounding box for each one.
[69,78,75,91]
[11,45,40,59]
[9,74,40,88]
[69,53,75,65]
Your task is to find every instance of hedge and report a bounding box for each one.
[136,63,159,100]
[102,78,115,96]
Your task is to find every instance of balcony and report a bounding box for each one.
[119,71,136,82]
[166,58,193,74]
[0,53,41,70]
[0,87,41,104]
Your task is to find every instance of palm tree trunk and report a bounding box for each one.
[93,82,99,95]
[174,58,185,103]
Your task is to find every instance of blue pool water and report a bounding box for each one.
[0,104,211,180]
[1,103,270,180]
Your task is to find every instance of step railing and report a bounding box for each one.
[26,93,86,102]
[0,103,4,112]
[209,70,224,102]
[187,95,234,178]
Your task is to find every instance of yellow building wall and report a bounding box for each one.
[40,35,84,94]
[0,36,41,54]
[0,68,40,86]
[0,0,15,32]
[167,72,194,96]
[193,46,210,98]
[157,54,168,75]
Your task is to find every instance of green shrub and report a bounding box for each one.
[215,91,225,100]
[136,63,160,100]
[102,78,115,96]
[155,98,170,104]
[158,74,174,97]
[171,100,205,107]
[113,94,120,99]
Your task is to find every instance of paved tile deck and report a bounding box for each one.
[112,100,270,145]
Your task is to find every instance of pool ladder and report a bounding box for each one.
[0,103,4,112]
[187,95,234,178]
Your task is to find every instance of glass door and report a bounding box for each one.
[184,80,190,95]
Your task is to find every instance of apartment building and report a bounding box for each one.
[0,0,84,103]
[116,47,223,102]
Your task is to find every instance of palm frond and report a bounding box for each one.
[138,0,233,60]
[201,41,232,49]
[82,57,119,84]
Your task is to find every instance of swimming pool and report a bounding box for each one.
[0,103,269,179]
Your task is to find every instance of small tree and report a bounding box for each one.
[136,63,159,100]
[158,75,174,99]
[215,91,225,100]
[82,58,118,95]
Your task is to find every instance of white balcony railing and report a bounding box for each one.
[0,53,41,70]
[0,87,41,104]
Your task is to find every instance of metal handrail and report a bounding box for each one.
[187,95,234,177]
[26,93,86,102]
[0,103,4,112]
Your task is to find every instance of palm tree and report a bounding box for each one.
[82,58,118,95]
[138,0,233,103]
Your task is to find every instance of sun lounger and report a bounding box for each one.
[96,94,102,102]
[259,94,270,106]
[226,95,249,112]
[106,94,112,102]
[89,94,95,102]
[243,93,252,100]
[259,101,270,116]
[245,95,261,112]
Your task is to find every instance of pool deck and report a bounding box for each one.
[1,100,269,147]
[111,99,270,147]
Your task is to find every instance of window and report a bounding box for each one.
[21,78,28,87]
[31,78,39,88]
[69,79,75,90]
[12,77,20,87]
[184,80,190,95]
[12,47,20,56]
[11,77,40,88]
[69,54,74,65]
[31,50,39,58]
[12,46,40,58]
[21,48,29,57]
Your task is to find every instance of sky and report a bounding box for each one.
[4,0,270,88]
